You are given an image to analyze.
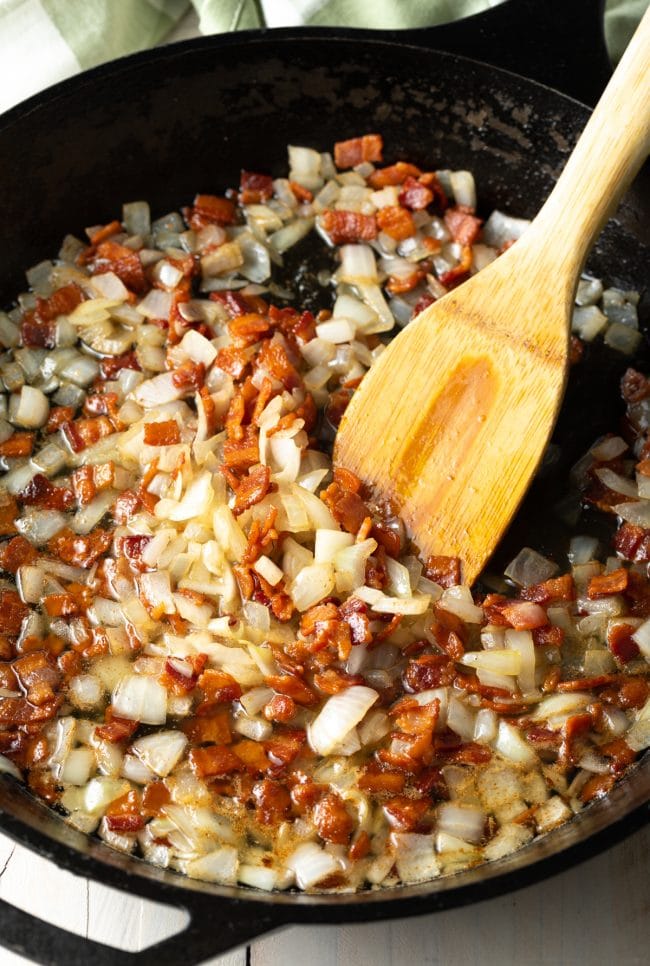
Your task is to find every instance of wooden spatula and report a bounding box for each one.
[334,10,650,585]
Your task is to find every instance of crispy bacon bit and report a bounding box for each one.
[569,335,584,365]
[105,790,144,832]
[376,205,416,241]
[439,244,473,288]
[313,792,353,843]
[289,181,313,203]
[499,600,548,630]
[321,209,377,244]
[533,625,564,648]
[0,590,29,636]
[18,473,74,511]
[113,489,140,524]
[403,655,456,692]
[189,745,242,778]
[621,368,650,404]
[398,176,434,210]
[46,406,76,434]
[185,193,236,230]
[520,574,575,604]
[21,283,85,347]
[196,669,242,710]
[223,425,259,472]
[606,622,640,663]
[48,528,112,568]
[90,241,146,294]
[239,171,274,204]
[171,360,205,392]
[444,205,482,246]
[61,416,114,454]
[368,161,421,189]
[232,464,272,516]
[613,522,650,562]
[425,555,461,588]
[0,536,37,573]
[99,351,141,381]
[182,710,231,745]
[358,765,406,793]
[252,779,291,825]
[334,134,383,169]
[13,650,61,706]
[383,796,430,831]
[0,432,35,458]
[214,345,252,380]
[0,494,18,536]
[385,270,424,294]
[265,674,317,706]
[143,420,181,446]
[264,693,296,722]
[587,568,628,599]
[600,676,648,710]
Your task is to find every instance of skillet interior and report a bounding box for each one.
[0,31,648,955]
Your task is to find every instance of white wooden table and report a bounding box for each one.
[0,823,648,965]
[1,7,648,965]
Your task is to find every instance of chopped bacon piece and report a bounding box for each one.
[189,745,242,778]
[12,650,61,706]
[313,668,366,694]
[143,420,181,446]
[321,480,370,536]
[436,741,492,765]
[264,693,296,722]
[613,522,650,563]
[239,171,274,204]
[289,181,313,203]
[223,425,259,472]
[233,738,271,773]
[171,360,205,392]
[334,134,383,169]
[0,696,60,725]
[403,655,456,692]
[89,220,122,245]
[425,555,461,588]
[182,710,232,745]
[600,737,637,772]
[265,673,317,706]
[0,536,37,573]
[0,494,18,536]
[105,790,144,832]
[214,345,252,380]
[606,622,640,663]
[46,406,76,434]
[91,241,146,294]
[560,712,592,764]
[142,781,171,817]
[252,779,291,825]
[439,245,473,288]
[533,625,564,648]
[348,829,371,860]
[520,574,575,604]
[43,593,79,617]
[621,368,650,404]
[18,473,74,511]
[232,464,272,516]
[383,796,430,831]
[499,600,548,630]
[186,193,236,230]
[0,590,29,636]
[444,205,482,246]
[581,772,616,802]
[48,528,112,568]
[264,729,306,773]
[398,176,434,210]
[313,792,353,843]
[321,209,377,244]
[0,432,35,458]
[196,669,242,710]
[95,708,138,743]
[358,765,406,793]
[385,270,424,294]
[255,339,301,391]
[368,162,421,188]
[21,283,85,348]
[376,205,416,241]
[587,568,628,598]
[61,416,114,454]
[600,676,648,710]
[99,351,141,381]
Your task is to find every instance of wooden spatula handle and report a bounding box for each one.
[530,7,650,276]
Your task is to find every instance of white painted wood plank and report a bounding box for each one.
[250,825,650,966]
[0,839,87,935]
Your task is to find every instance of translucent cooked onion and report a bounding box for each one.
[308,686,379,755]
[391,833,440,884]
[131,731,188,777]
[437,803,485,844]
[112,675,168,725]
[285,842,340,889]
[504,547,558,586]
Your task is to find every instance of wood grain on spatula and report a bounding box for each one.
[334,9,650,585]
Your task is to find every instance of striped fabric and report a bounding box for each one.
[0,0,646,114]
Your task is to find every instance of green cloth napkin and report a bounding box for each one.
[0,0,646,114]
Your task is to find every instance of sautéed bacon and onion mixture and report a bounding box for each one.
[0,134,648,893]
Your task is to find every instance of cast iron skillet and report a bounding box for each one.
[0,0,648,962]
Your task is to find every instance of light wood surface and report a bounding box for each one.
[0,824,648,964]
[335,8,650,583]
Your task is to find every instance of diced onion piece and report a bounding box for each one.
[449,170,476,209]
[437,803,485,844]
[16,508,67,545]
[315,318,356,343]
[460,649,521,676]
[186,847,239,884]
[612,501,650,527]
[137,289,171,320]
[253,554,284,587]
[11,385,49,428]
[112,675,168,725]
[333,538,377,593]
[180,329,217,367]
[568,535,599,565]
[285,842,340,890]
[590,435,627,461]
[447,695,476,741]
[0,754,22,780]
[604,322,642,355]
[290,562,335,611]
[482,210,530,248]
[133,372,185,407]
[484,823,534,860]
[572,305,607,341]
[438,585,483,623]
[314,529,354,563]
[308,685,379,755]
[268,218,314,253]
[505,629,536,694]
[81,778,131,816]
[68,674,103,710]
[131,730,187,777]
[535,796,573,833]
[61,747,96,786]
[504,547,558,586]
[168,471,213,521]
[595,467,638,498]
[391,833,440,884]
[338,244,377,283]
[140,571,175,615]
[627,696,650,751]
[494,721,537,765]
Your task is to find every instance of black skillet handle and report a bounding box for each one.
[395,0,611,106]
[0,892,286,965]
